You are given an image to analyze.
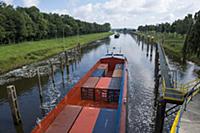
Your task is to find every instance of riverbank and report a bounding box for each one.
[0,32,112,74]
[137,31,200,66]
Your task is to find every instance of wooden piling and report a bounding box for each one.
[78,43,81,53]
[151,36,154,44]
[36,68,46,116]
[37,68,43,101]
[155,100,166,133]
[72,62,74,72]
[153,43,167,133]
[73,47,76,61]
[49,60,55,87]
[150,43,153,57]
[146,41,149,57]
[59,56,64,76]
[154,43,160,107]
[59,56,65,86]
[65,51,69,66]
[66,64,70,75]
[146,47,149,57]
[7,85,22,124]
[142,40,144,51]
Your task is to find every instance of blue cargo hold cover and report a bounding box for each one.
[91,69,105,77]
[109,77,121,90]
[93,108,117,133]
[115,64,123,70]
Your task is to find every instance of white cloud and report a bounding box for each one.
[22,0,39,7]
[52,0,200,28]
[1,0,13,5]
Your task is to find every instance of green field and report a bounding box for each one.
[138,31,200,66]
[0,32,112,74]
[151,32,185,60]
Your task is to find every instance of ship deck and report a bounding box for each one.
[32,56,127,133]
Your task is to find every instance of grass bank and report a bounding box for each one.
[137,31,200,66]
[0,32,112,74]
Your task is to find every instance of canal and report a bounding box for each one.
[0,33,198,133]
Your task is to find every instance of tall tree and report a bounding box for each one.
[0,2,111,45]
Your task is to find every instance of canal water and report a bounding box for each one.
[0,33,198,133]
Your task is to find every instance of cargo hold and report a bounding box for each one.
[91,69,105,77]
[93,108,117,133]
[95,77,112,89]
[70,107,100,133]
[115,64,123,70]
[112,69,122,77]
[109,77,121,90]
[81,77,99,100]
[45,105,82,133]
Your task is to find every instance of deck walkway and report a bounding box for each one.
[179,94,200,133]
[157,44,184,103]
[157,43,172,88]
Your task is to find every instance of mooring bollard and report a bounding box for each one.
[7,85,22,124]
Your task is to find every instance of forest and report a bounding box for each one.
[0,2,111,45]
[138,10,200,58]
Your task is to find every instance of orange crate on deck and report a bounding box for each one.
[81,77,99,100]
[95,77,111,101]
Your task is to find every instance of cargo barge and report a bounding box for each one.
[114,33,120,38]
[32,53,128,133]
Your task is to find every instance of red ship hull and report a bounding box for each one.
[32,54,128,133]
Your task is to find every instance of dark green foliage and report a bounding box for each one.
[0,2,111,44]
[138,12,200,61]
[187,11,200,57]
[137,14,193,35]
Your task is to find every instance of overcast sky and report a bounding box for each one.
[2,0,200,28]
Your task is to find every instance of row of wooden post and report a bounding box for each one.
[137,34,155,61]
[7,44,81,125]
[136,33,165,132]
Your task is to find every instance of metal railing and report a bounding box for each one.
[162,78,200,101]
[170,78,200,133]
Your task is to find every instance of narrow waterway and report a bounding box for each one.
[0,33,198,133]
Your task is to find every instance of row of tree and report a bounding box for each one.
[185,10,200,58]
[137,14,193,35]
[138,10,200,59]
[0,2,111,44]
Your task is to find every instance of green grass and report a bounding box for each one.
[138,31,200,66]
[0,32,112,74]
